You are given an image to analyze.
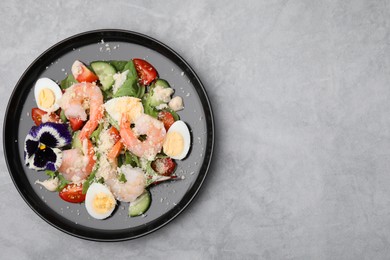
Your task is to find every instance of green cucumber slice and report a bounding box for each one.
[60,109,67,122]
[129,190,151,217]
[71,131,82,149]
[90,61,116,90]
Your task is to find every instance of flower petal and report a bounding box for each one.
[27,125,40,139]
[39,131,59,147]
[26,147,62,171]
[24,138,39,162]
[36,122,72,148]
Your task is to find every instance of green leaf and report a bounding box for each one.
[105,112,120,130]
[143,160,159,187]
[97,177,104,184]
[118,173,127,183]
[111,60,144,98]
[117,154,124,168]
[102,88,113,102]
[124,151,140,168]
[45,170,57,179]
[56,174,69,191]
[60,75,77,90]
[137,84,146,98]
[91,123,104,144]
[108,60,128,72]
[113,76,140,98]
[82,169,97,194]
[123,60,138,78]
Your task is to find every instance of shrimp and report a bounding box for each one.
[59,82,104,140]
[58,139,96,182]
[120,113,166,160]
[105,165,146,202]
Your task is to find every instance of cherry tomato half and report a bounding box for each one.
[133,58,158,85]
[158,111,175,131]
[59,183,86,203]
[71,60,98,83]
[31,108,60,126]
[151,157,176,176]
[69,117,84,131]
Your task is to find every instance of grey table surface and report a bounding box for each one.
[1,0,390,259]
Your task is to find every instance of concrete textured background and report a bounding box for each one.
[2,0,390,259]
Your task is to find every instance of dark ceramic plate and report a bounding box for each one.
[3,30,214,241]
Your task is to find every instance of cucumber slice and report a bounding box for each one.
[60,109,67,122]
[155,79,170,89]
[129,190,151,217]
[71,131,82,149]
[90,61,116,90]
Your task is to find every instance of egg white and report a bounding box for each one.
[164,120,191,160]
[34,78,62,112]
[85,183,116,220]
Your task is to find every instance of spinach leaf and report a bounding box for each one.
[108,60,128,72]
[124,151,140,168]
[102,88,113,102]
[123,60,138,78]
[113,76,140,98]
[60,75,77,90]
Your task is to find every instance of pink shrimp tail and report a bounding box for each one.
[120,113,136,148]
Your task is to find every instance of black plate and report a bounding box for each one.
[3,29,214,241]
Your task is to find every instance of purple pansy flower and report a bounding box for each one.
[24,122,72,171]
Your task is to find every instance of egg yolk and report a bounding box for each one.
[38,88,55,109]
[163,131,184,157]
[93,193,115,214]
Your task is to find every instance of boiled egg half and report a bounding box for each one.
[34,78,62,112]
[104,96,144,124]
[85,183,116,220]
[163,120,191,160]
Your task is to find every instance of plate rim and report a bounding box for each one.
[3,29,215,241]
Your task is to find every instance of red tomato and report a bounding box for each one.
[151,157,176,176]
[158,111,175,131]
[31,108,60,126]
[71,60,98,83]
[59,183,86,203]
[108,126,121,143]
[69,117,84,131]
[133,58,158,85]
